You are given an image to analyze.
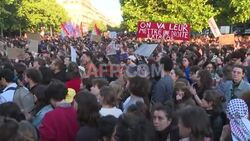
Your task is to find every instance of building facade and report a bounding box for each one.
[56,0,114,28]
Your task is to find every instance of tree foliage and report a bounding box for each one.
[17,0,68,32]
[0,0,21,31]
[121,0,218,32]
[214,0,250,24]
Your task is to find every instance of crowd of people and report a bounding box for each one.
[0,32,250,141]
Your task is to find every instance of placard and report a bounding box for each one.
[106,41,117,56]
[208,17,221,37]
[27,33,40,40]
[219,34,235,45]
[137,21,191,41]
[7,48,26,60]
[29,40,39,53]
[134,44,158,57]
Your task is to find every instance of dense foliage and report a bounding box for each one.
[0,0,68,34]
[121,0,250,32]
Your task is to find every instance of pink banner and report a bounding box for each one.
[137,21,191,41]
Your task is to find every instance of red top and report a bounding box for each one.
[66,77,81,93]
[39,106,80,141]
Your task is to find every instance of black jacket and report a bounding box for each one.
[53,70,67,82]
[207,110,226,141]
[155,123,179,141]
[76,126,98,141]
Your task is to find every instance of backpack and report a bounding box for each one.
[13,86,35,113]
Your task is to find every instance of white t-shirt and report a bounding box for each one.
[99,107,123,118]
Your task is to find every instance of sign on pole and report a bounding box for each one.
[137,21,191,41]
[208,17,221,37]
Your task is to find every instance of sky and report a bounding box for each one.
[91,0,123,25]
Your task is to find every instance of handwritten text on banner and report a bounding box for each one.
[137,21,191,41]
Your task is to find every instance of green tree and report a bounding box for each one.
[214,0,250,25]
[18,0,69,32]
[230,0,250,23]
[0,0,22,35]
[121,0,218,32]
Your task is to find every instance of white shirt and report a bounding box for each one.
[0,83,17,104]
[99,107,123,118]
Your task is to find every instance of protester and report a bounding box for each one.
[115,113,155,141]
[151,103,179,141]
[0,102,25,122]
[99,86,122,118]
[31,85,52,128]
[201,89,226,141]
[24,68,42,93]
[181,56,192,83]
[220,65,250,105]
[172,82,196,109]
[90,78,109,102]
[18,120,39,141]
[177,106,213,141]
[66,62,81,93]
[50,59,67,82]
[196,69,214,98]
[0,116,21,141]
[170,67,186,83]
[39,80,79,141]
[241,90,250,116]
[203,61,220,85]
[226,99,250,141]
[151,56,174,104]
[0,30,250,141]
[0,69,17,104]
[33,58,53,85]
[74,91,100,141]
[123,76,150,112]
[98,115,118,141]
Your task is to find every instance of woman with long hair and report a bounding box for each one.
[177,106,213,141]
[31,85,53,128]
[194,69,213,99]
[172,82,196,109]
[201,89,226,141]
[74,91,100,141]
